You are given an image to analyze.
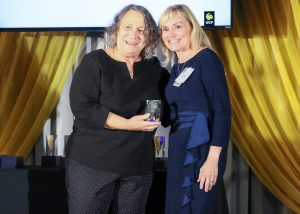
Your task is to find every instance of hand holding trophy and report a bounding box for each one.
[144,100,161,122]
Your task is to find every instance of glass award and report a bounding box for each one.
[154,136,166,157]
[143,100,161,122]
[46,134,56,156]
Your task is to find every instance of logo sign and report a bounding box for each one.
[204,11,215,27]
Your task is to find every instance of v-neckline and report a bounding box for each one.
[102,49,142,80]
[124,63,135,80]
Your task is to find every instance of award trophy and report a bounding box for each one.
[42,134,63,167]
[154,136,166,157]
[143,100,161,122]
[46,134,56,156]
[154,136,166,169]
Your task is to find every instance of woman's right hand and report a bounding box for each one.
[126,113,161,131]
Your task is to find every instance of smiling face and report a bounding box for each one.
[116,10,146,58]
[160,12,192,54]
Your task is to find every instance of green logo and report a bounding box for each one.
[206,13,214,21]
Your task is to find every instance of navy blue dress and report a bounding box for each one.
[165,48,231,214]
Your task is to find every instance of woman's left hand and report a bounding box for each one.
[197,146,222,192]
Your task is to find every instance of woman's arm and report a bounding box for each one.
[70,53,111,130]
[197,146,222,192]
[197,50,231,192]
[105,112,161,131]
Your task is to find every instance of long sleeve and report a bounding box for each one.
[199,51,231,147]
[70,54,110,130]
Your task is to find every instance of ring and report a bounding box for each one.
[210,181,214,183]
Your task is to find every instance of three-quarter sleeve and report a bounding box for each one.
[69,54,110,130]
[199,52,231,147]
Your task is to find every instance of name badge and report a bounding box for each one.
[173,67,194,87]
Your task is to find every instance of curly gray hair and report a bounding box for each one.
[105,4,159,58]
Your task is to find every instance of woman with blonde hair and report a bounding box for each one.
[159,4,231,214]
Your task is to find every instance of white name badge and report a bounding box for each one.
[173,67,194,87]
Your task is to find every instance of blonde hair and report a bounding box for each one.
[158,4,213,65]
[105,4,159,59]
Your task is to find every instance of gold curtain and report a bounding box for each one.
[0,32,85,157]
[208,0,300,212]
[0,0,299,212]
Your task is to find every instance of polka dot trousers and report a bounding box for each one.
[65,158,153,214]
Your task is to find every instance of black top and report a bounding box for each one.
[65,49,169,174]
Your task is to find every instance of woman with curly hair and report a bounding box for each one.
[65,4,169,214]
